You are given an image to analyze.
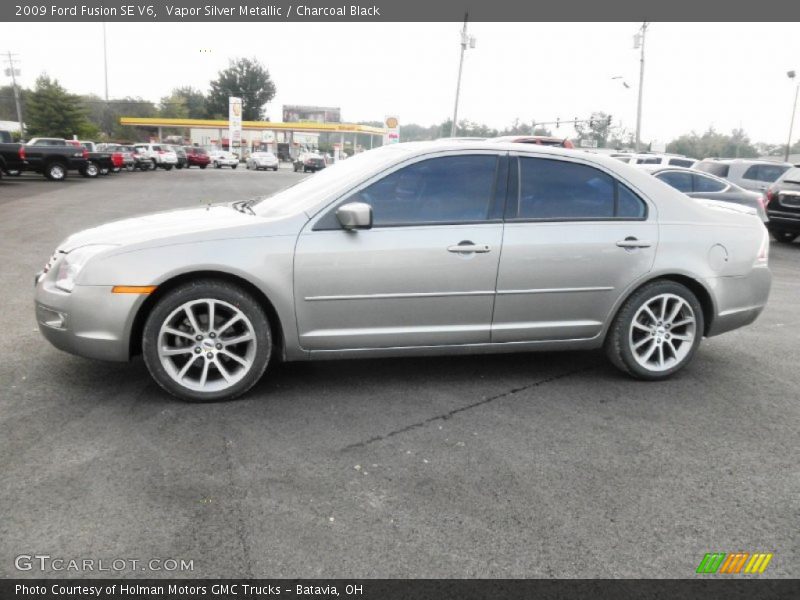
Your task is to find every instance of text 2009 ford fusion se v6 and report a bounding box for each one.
[34,141,771,402]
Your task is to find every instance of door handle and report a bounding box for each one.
[616,237,652,249]
[447,241,491,254]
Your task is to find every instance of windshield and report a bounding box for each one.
[252,145,411,218]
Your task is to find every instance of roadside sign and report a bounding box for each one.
[384,115,400,144]
[229,97,242,150]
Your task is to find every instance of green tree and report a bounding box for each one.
[26,75,96,139]
[80,95,159,141]
[667,127,758,159]
[0,84,28,123]
[207,58,276,121]
[160,86,207,119]
[573,111,614,147]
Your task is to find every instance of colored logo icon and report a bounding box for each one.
[696,552,773,574]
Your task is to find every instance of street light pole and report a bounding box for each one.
[785,70,798,163]
[450,13,474,138]
[633,22,648,153]
[4,51,24,139]
[102,22,109,102]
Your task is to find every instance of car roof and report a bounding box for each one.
[698,157,792,166]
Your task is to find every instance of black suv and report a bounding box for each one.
[765,166,800,243]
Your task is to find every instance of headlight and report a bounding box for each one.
[55,244,117,292]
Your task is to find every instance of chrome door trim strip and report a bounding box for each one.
[304,290,496,302]
[302,323,492,338]
[496,286,614,295]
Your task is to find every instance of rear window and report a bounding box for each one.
[743,164,790,183]
[781,167,800,183]
[635,157,661,165]
[668,158,695,168]
[694,161,730,178]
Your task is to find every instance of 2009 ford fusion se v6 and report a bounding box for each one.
[34,141,771,402]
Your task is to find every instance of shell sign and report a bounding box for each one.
[384,115,400,144]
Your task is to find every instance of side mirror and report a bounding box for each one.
[336,202,373,230]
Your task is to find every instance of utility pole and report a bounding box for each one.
[4,51,24,139]
[450,13,475,137]
[633,22,648,153]
[102,22,109,102]
[785,70,798,162]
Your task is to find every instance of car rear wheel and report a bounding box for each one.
[232,164,238,169]
[605,280,704,380]
[45,162,67,181]
[82,162,99,178]
[200,164,207,169]
[142,280,272,402]
[164,165,173,171]
[772,231,798,244]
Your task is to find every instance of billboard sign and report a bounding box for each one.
[282,105,341,123]
[229,96,242,149]
[384,115,400,144]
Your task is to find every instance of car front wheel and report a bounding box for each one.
[605,280,703,380]
[82,162,99,178]
[142,280,272,402]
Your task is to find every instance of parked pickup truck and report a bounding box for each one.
[66,140,116,177]
[19,138,90,180]
[0,142,26,178]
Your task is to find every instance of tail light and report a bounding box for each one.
[82,148,89,159]
[18,146,26,160]
[764,187,775,207]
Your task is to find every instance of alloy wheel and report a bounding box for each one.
[629,293,696,372]
[157,299,257,393]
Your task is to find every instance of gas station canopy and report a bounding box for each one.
[119,117,386,137]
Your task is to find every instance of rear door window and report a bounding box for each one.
[693,174,727,193]
[743,164,790,183]
[514,157,646,220]
[656,171,693,193]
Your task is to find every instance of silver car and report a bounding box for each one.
[34,142,772,402]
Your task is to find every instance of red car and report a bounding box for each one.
[184,146,210,169]
[490,135,575,148]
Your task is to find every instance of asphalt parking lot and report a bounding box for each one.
[1,167,798,579]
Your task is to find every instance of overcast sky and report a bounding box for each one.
[3,21,799,144]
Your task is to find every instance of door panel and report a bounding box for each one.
[492,221,657,342]
[294,224,503,350]
[492,155,657,342]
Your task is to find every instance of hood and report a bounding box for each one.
[58,205,289,252]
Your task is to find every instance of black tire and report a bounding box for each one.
[164,165,173,171]
[604,280,704,380]
[214,162,221,169]
[99,166,110,176]
[142,280,272,402]
[273,167,278,171]
[200,164,207,169]
[771,231,798,244]
[44,161,67,181]
[126,164,135,172]
[232,164,238,170]
[82,161,99,178]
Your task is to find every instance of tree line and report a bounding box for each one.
[1,62,797,158]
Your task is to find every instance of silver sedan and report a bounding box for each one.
[34,141,772,402]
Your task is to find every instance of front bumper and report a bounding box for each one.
[35,278,143,362]
[705,266,772,337]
